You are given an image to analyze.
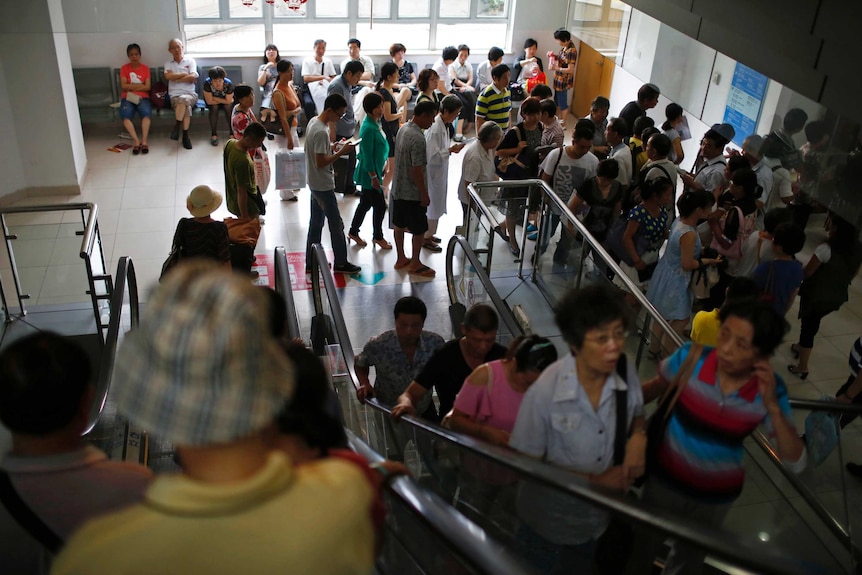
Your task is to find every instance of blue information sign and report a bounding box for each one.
[722,62,769,146]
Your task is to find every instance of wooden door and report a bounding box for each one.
[572,42,615,118]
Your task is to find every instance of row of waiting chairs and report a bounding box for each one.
[73,66,244,121]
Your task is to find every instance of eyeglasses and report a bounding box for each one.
[583,330,629,347]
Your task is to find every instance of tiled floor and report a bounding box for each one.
[2,121,862,568]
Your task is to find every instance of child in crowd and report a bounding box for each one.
[690,277,760,346]
[753,222,806,316]
[540,98,564,148]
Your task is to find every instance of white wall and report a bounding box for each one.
[0,55,26,198]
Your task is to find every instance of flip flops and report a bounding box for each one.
[409,265,436,278]
[423,240,442,253]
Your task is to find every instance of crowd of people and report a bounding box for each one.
[26,26,858,575]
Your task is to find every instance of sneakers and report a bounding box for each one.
[526,223,538,233]
[453,135,465,143]
[527,231,538,241]
[333,262,361,274]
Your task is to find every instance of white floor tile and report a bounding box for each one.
[117,207,176,234]
[82,168,128,190]
[38,264,90,299]
[77,187,125,211]
[125,166,177,188]
[121,186,176,210]
[112,231,172,262]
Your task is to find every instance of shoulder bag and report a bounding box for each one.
[159,219,184,282]
[261,89,286,135]
[494,125,528,179]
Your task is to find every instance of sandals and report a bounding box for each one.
[210,135,218,146]
[423,240,443,253]
[132,145,141,155]
[373,238,392,250]
[493,225,509,242]
[348,233,367,247]
[409,265,436,278]
[140,144,149,154]
[787,364,809,380]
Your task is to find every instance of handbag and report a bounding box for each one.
[260,89,286,135]
[275,149,307,190]
[494,126,528,179]
[804,399,840,467]
[224,217,262,247]
[641,344,704,480]
[253,150,271,195]
[525,72,547,95]
[125,91,141,105]
[690,264,720,300]
[508,82,526,102]
[159,219,184,282]
[149,81,168,110]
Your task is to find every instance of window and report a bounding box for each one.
[181,0,511,53]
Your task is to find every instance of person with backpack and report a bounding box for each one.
[536,119,599,267]
[679,123,735,200]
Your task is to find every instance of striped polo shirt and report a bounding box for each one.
[476,84,511,129]
[655,342,794,503]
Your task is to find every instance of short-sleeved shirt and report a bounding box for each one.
[618,101,643,134]
[340,55,375,77]
[510,353,644,545]
[664,127,681,163]
[392,121,427,202]
[354,329,445,408]
[475,84,511,129]
[610,142,633,187]
[692,154,727,195]
[165,56,197,97]
[476,60,493,92]
[120,63,151,99]
[753,258,803,315]
[762,157,793,210]
[231,106,256,140]
[584,115,608,149]
[327,76,355,137]
[735,231,774,278]
[397,61,416,86]
[541,119,565,148]
[304,117,335,191]
[414,339,506,423]
[203,77,234,100]
[223,139,258,217]
[449,60,472,83]
[553,43,576,92]
[643,158,678,190]
[453,360,525,433]
[432,58,451,90]
[655,342,795,502]
[626,204,669,247]
[457,140,497,205]
[539,147,599,203]
[301,56,336,80]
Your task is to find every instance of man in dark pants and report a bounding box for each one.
[327,60,364,195]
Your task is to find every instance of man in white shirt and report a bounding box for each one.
[340,38,375,85]
[606,117,631,188]
[301,39,337,118]
[164,38,198,149]
[740,134,774,229]
[680,123,734,199]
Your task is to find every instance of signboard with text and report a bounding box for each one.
[722,62,769,146]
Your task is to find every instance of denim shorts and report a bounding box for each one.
[119,98,152,120]
[554,89,569,111]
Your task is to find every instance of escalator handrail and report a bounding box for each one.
[309,244,824,575]
[469,179,687,348]
[444,235,522,337]
[273,247,302,341]
[347,430,534,575]
[86,256,139,435]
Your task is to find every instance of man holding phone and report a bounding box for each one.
[304,93,361,274]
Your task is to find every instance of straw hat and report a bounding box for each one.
[113,261,294,446]
[186,185,223,218]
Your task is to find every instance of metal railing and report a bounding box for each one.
[86,256,139,435]
[273,246,301,341]
[308,242,830,575]
[0,203,110,340]
[348,431,534,575]
[466,178,862,569]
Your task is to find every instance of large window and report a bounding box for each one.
[182,0,511,54]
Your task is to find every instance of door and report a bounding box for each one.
[572,42,615,118]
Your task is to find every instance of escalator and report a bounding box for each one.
[302,241,838,575]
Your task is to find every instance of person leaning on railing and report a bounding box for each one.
[631,299,806,575]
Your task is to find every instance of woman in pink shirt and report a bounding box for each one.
[449,335,557,446]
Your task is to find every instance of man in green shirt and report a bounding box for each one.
[224,122,267,218]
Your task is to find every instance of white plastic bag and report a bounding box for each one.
[253,150,271,194]
[275,150,307,190]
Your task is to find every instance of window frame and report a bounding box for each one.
[181,0,512,53]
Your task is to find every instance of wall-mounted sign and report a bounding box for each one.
[723,62,768,146]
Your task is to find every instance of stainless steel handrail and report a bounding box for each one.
[0,203,109,332]
[348,431,534,575]
[309,242,828,575]
[444,235,522,338]
[86,256,139,435]
[273,247,301,341]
